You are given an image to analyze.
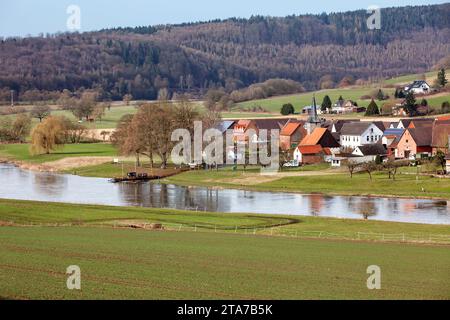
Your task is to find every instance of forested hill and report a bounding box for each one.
[1,3,449,102]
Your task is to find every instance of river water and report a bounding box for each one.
[0,164,449,225]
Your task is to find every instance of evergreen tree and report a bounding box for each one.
[321,95,332,112]
[280,103,295,115]
[365,99,380,116]
[437,69,448,87]
[420,98,428,106]
[404,91,417,116]
[376,89,385,101]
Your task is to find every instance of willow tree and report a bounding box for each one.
[30,116,67,155]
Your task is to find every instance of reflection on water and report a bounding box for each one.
[0,164,449,225]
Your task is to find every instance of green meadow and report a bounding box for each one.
[0,143,117,163]
[0,199,449,300]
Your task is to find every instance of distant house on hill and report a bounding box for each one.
[404,80,431,95]
[332,100,358,114]
[340,122,384,149]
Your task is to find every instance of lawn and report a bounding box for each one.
[164,169,450,200]
[0,143,117,163]
[0,199,449,300]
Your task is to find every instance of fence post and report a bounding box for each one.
[178,224,182,232]
[235,226,237,233]
[194,225,197,232]
[253,228,256,235]
[271,228,273,236]
[357,232,360,240]
[402,233,405,242]
[215,225,217,233]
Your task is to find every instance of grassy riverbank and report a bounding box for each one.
[0,199,449,300]
[1,142,450,200]
[164,169,450,200]
[2,199,450,235]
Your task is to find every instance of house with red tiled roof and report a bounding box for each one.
[299,128,340,149]
[396,128,433,159]
[293,127,339,164]
[294,145,332,165]
[233,120,258,143]
[280,120,307,150]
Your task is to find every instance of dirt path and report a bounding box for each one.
[223,169,345,185]
[7,156,113,172]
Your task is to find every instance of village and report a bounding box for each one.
[221,79,450,175]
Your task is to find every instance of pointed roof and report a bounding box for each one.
[281,122,303,136]
[307,95,321,124]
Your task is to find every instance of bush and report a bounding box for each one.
[281,103,295,115]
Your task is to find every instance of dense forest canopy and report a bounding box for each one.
[0,3,449,102]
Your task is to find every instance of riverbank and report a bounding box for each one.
[1,199,450,241]
[163,168,450,200]
[2,142,450,200]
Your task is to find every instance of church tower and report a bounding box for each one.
[305,94,322,135]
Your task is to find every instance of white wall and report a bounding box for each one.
[340,124,384,149]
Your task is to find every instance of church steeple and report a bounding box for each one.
[306,94,322,135]
[308,94,321,124]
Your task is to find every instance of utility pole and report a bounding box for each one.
[10,90,14,107]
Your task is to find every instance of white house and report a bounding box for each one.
[404,80,431,95]
[340,122,384,150]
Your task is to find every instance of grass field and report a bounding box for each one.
[0,199,449,299]
[234,69,450,115]
[383,69,450,86]
[164,169,450,200]
[234,87,387,113]
[0,143,117,163]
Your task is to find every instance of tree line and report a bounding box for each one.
[112,98,221,168]
[0,4,449,103]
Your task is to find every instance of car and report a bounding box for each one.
[283,160,299,168]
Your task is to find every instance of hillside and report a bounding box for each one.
[233,69,450,116]
[0,3,449,102]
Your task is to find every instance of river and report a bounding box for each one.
[0,164,449,224]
